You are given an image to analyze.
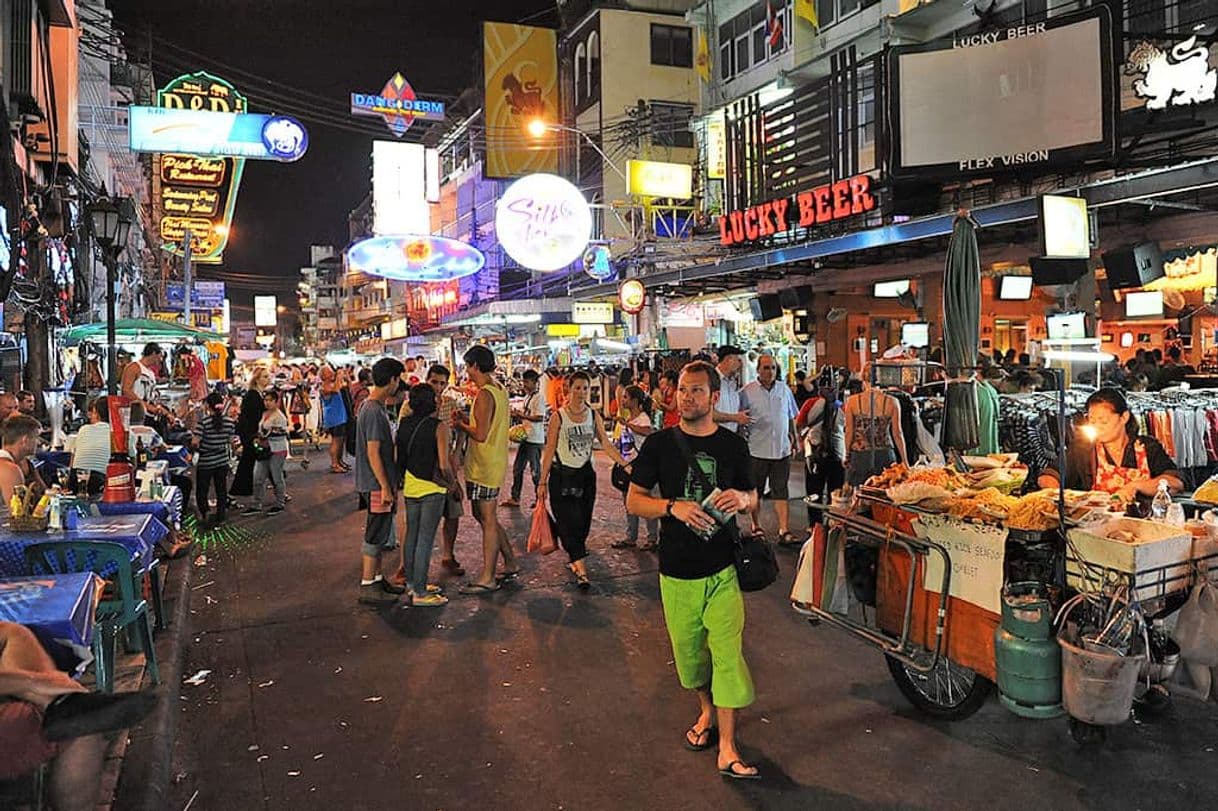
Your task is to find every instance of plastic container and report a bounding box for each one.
[1059,633,1143,726]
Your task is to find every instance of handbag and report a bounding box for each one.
[611,463,632,493]
[251,434,272,461]
[527,499,558,554]
[672,430,778,592]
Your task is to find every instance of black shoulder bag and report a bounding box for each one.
[671,430,778,592]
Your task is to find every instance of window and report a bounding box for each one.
[718,1,792,83]
[587,32,601,99]
[751,6,768,68]
[651,24,693,67]
[856,62,876,171]
[719,23,734,80]
[1125,0,1167,35]
[574,42,586,106]
[650,102,694,149]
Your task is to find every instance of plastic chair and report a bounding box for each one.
[23,541,160,693]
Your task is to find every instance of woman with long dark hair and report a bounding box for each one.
[1038,387,1182,506]
[193,391,236,524]
[797,371,846,505]
[230,368,268,500]
[396,384,459,606]
[537,371,631,590]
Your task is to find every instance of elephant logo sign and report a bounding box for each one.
[1126,36,1218,111]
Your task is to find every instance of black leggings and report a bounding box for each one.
[549,462,596,563]
[196,466,229,517]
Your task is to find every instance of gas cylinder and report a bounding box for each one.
[994,581,1064,719]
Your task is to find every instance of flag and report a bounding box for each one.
[795,0,819,30]
[695,27,711,83]
[767,1,784,48]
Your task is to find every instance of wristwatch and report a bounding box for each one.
[665,498,676,517]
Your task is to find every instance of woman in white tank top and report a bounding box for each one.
[538,371,630,589]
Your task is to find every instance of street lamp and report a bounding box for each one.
[525,119,627,181]
[88,196,134,394]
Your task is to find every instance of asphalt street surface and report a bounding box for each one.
[158,448,1218,810]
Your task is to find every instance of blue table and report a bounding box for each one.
[156,445,193,477]
[90,486,183,529]
[0,514,168,578]
[0,573,98,673]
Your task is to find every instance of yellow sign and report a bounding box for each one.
[547,323,581,337]
[705,116,726,180]
[572,302,614,324]
[483,23,559,179]
[154,72,246,265]
[627,160,693,199]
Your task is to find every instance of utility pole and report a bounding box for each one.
[182,228,193,326]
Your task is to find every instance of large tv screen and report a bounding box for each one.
[889,9,1114,179]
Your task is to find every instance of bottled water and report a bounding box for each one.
[1150,479,1172,521]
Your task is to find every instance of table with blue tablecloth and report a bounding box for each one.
[89,486,183,529]
[0,573,98,672]
[156,445,193,477]
[0,514,168,578]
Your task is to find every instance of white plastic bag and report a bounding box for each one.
[1175,579,1218,667]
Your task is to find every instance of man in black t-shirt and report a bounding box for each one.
[628,361,761,781]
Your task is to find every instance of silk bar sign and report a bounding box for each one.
[717,174,876,247]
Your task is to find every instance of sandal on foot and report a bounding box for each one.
[777,531,799,546]
[683,726,719,752]
[718,760,761,780]
[496,570,521,583]
[610,539,637,549]
[458,582,500,595]
[749,528,767,539]
[638,540,658,552]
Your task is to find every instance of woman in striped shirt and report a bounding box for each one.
[70,396,112,496]
[193,392,236,525]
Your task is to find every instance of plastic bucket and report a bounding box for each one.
[1059,635,1143,726]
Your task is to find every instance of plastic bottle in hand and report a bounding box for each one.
[1150,479,1172,521]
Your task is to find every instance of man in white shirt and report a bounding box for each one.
[739,354,799,545]
[503,370,547,508]
[712,345,750,433]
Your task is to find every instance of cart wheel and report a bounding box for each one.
[1068,717,1107,745]
[884,654,991,720]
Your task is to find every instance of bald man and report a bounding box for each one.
[739,355,800,545]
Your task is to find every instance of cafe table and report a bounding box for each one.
[0,572,98,673]
[0,514,167,578]
[88,485,183,529]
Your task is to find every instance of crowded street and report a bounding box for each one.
[146,453,1218,811]
[4,0,1218,809]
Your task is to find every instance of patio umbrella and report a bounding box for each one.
[941,213,981,450]
[59,318,223,345]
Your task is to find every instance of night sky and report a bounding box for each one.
[109,0,556,308]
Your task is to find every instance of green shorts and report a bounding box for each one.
[659,565,755,709]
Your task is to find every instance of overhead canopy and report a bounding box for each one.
[59,318,223,345]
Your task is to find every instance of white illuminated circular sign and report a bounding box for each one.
[496,173,593,272]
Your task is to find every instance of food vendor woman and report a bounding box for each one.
[1037,388,1182,503]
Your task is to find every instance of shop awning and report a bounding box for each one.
[571,157,1218,301]
[439,297,575,328]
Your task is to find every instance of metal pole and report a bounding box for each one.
[106,252,118,395]
[182,228,193,326]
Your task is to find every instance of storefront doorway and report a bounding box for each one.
[993,319,1028,356]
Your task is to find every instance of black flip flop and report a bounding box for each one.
[458,582,500,595]
[683,726,719,752]
[496,570,521,583]
[718,760,761,780]
[777,532,799,547]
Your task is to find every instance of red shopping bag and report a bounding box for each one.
[527,501,558,555]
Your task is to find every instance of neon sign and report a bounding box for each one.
[154,72,247,264]
[346,235,485,282]
[128,108,309,162]
[619,279,646,315]
[351,72,446,137]
[496,173,592,272]
[718,174,876,247]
